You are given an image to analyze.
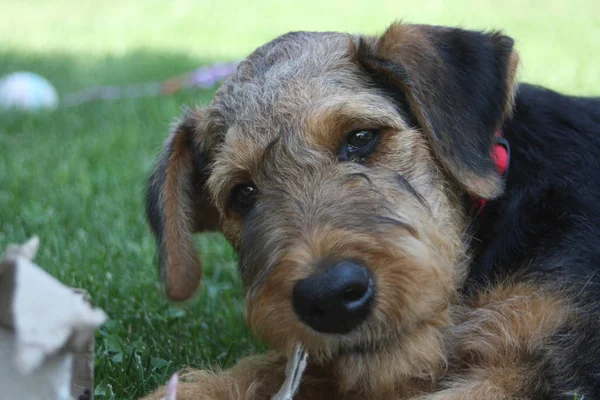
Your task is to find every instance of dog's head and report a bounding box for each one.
[146,23,519,393]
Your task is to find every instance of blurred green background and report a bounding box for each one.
[0,0,598,398]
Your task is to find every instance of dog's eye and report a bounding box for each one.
[340,129,380,161]
[231,183,258,215]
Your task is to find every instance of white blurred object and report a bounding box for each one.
[0,236,108,400]
[161,373,179,400]
[0,71,59,111]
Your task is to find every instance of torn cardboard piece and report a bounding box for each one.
[0,236,108,399]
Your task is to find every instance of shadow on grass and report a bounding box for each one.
[0,48,230,93]
[0,49,264,400]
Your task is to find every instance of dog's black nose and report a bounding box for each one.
[292,260,374,334]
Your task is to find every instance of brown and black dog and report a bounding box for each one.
[143,22,600,399]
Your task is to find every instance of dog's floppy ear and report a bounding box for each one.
[145,108,220,301]
[357,23,519,199]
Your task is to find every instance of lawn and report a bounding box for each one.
[0,1,598,398]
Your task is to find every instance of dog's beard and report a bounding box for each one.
[289,315,448,396]
[343,328,446,395]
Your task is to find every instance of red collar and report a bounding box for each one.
[472,131,510,214]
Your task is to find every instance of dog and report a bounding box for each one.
[142,22,600,399]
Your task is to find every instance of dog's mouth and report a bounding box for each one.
[291,317,409,365]
[333,330,399,357]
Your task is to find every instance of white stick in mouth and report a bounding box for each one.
[271,344,309,400]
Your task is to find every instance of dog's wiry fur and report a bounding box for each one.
[143,22,600,399]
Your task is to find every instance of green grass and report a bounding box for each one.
[0,1,598,398]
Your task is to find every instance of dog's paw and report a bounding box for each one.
[408,383,510,400]
[137,369,246,400]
